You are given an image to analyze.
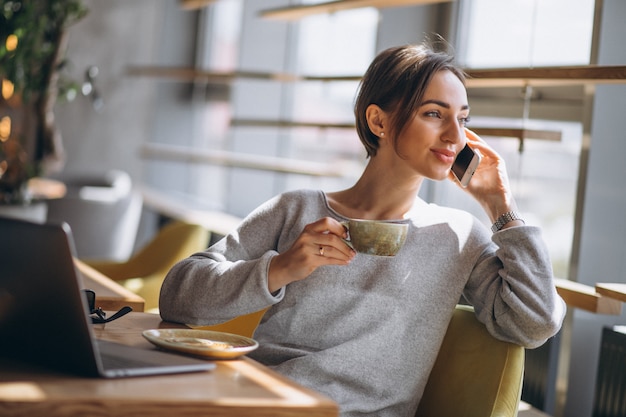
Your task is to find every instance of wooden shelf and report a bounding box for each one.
[126,65,361,83]
[178,0,216,10]
[554,278,622,315]
[470,127,561,142]
[140,143,350,177]
[127,64,626,88]
[259,0,454,20]
[231,119,355,130]
[231,119,561,142]
[126,66,303,84]
[465,65,626,88]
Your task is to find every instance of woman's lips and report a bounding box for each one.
[432,148,456,165]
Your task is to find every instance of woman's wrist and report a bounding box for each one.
[481,191,518,222]
[267,255,292,293]
[491,211,525,232]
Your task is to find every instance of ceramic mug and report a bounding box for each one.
[342,219,408,257]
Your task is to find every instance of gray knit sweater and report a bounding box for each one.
[159,189,566,417]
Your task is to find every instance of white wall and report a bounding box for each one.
[55,0,164,182]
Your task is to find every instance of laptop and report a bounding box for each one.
[0,216,215,378]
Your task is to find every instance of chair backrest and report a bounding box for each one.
[123,220,210,278]
[415,304,525,417]
[85,220,210,313]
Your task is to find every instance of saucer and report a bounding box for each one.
[142,329,258,359]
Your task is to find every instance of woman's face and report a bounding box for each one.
[393,69,470,181]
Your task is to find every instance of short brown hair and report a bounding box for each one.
[354,42,466,157]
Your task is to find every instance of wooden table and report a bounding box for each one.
[0,312,339,417]
[554,278,622,315]
[595,282,626,303]
[75,258,145,312]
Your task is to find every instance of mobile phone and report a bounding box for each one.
[452,143,481,187]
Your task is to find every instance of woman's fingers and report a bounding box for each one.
[306,217,348,238]
[267,217,355,292]
[306,218,354,260]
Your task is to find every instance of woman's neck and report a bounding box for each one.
[327,158,423,220]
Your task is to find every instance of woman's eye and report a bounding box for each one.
[425,111,440,118]
[459,116,471,126]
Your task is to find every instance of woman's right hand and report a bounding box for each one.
[267,217,356,293]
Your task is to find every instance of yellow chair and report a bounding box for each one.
[200,304,524,417]
[84,220,209,313]
[190,309,268,338]
[415,304,524,417]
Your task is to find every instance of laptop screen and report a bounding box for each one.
[0,217,101,375]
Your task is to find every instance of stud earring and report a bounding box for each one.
[380,132,385,137]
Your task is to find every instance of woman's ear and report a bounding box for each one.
[365,104,387,138]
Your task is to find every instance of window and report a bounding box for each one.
[453,0,595,278]
[460,0,595,68]
[283,8,380,191]
[226,7,381,214]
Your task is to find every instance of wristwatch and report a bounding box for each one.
[491,211,524,233]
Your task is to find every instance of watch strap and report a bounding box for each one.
[491,211,525,233]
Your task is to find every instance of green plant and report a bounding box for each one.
[1,0,88,100]
[0,0,88,202]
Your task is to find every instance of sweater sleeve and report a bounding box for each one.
[463,225,566,349]
[159,195,288,326]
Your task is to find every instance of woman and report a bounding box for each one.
[159,43,566,417]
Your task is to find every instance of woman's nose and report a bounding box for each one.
[442,120,465,144]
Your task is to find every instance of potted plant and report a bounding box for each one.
[0,0,88,204]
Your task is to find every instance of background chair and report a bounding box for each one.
[84,220,209,313]
[199,304,524,417]
[46,169,142,261]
